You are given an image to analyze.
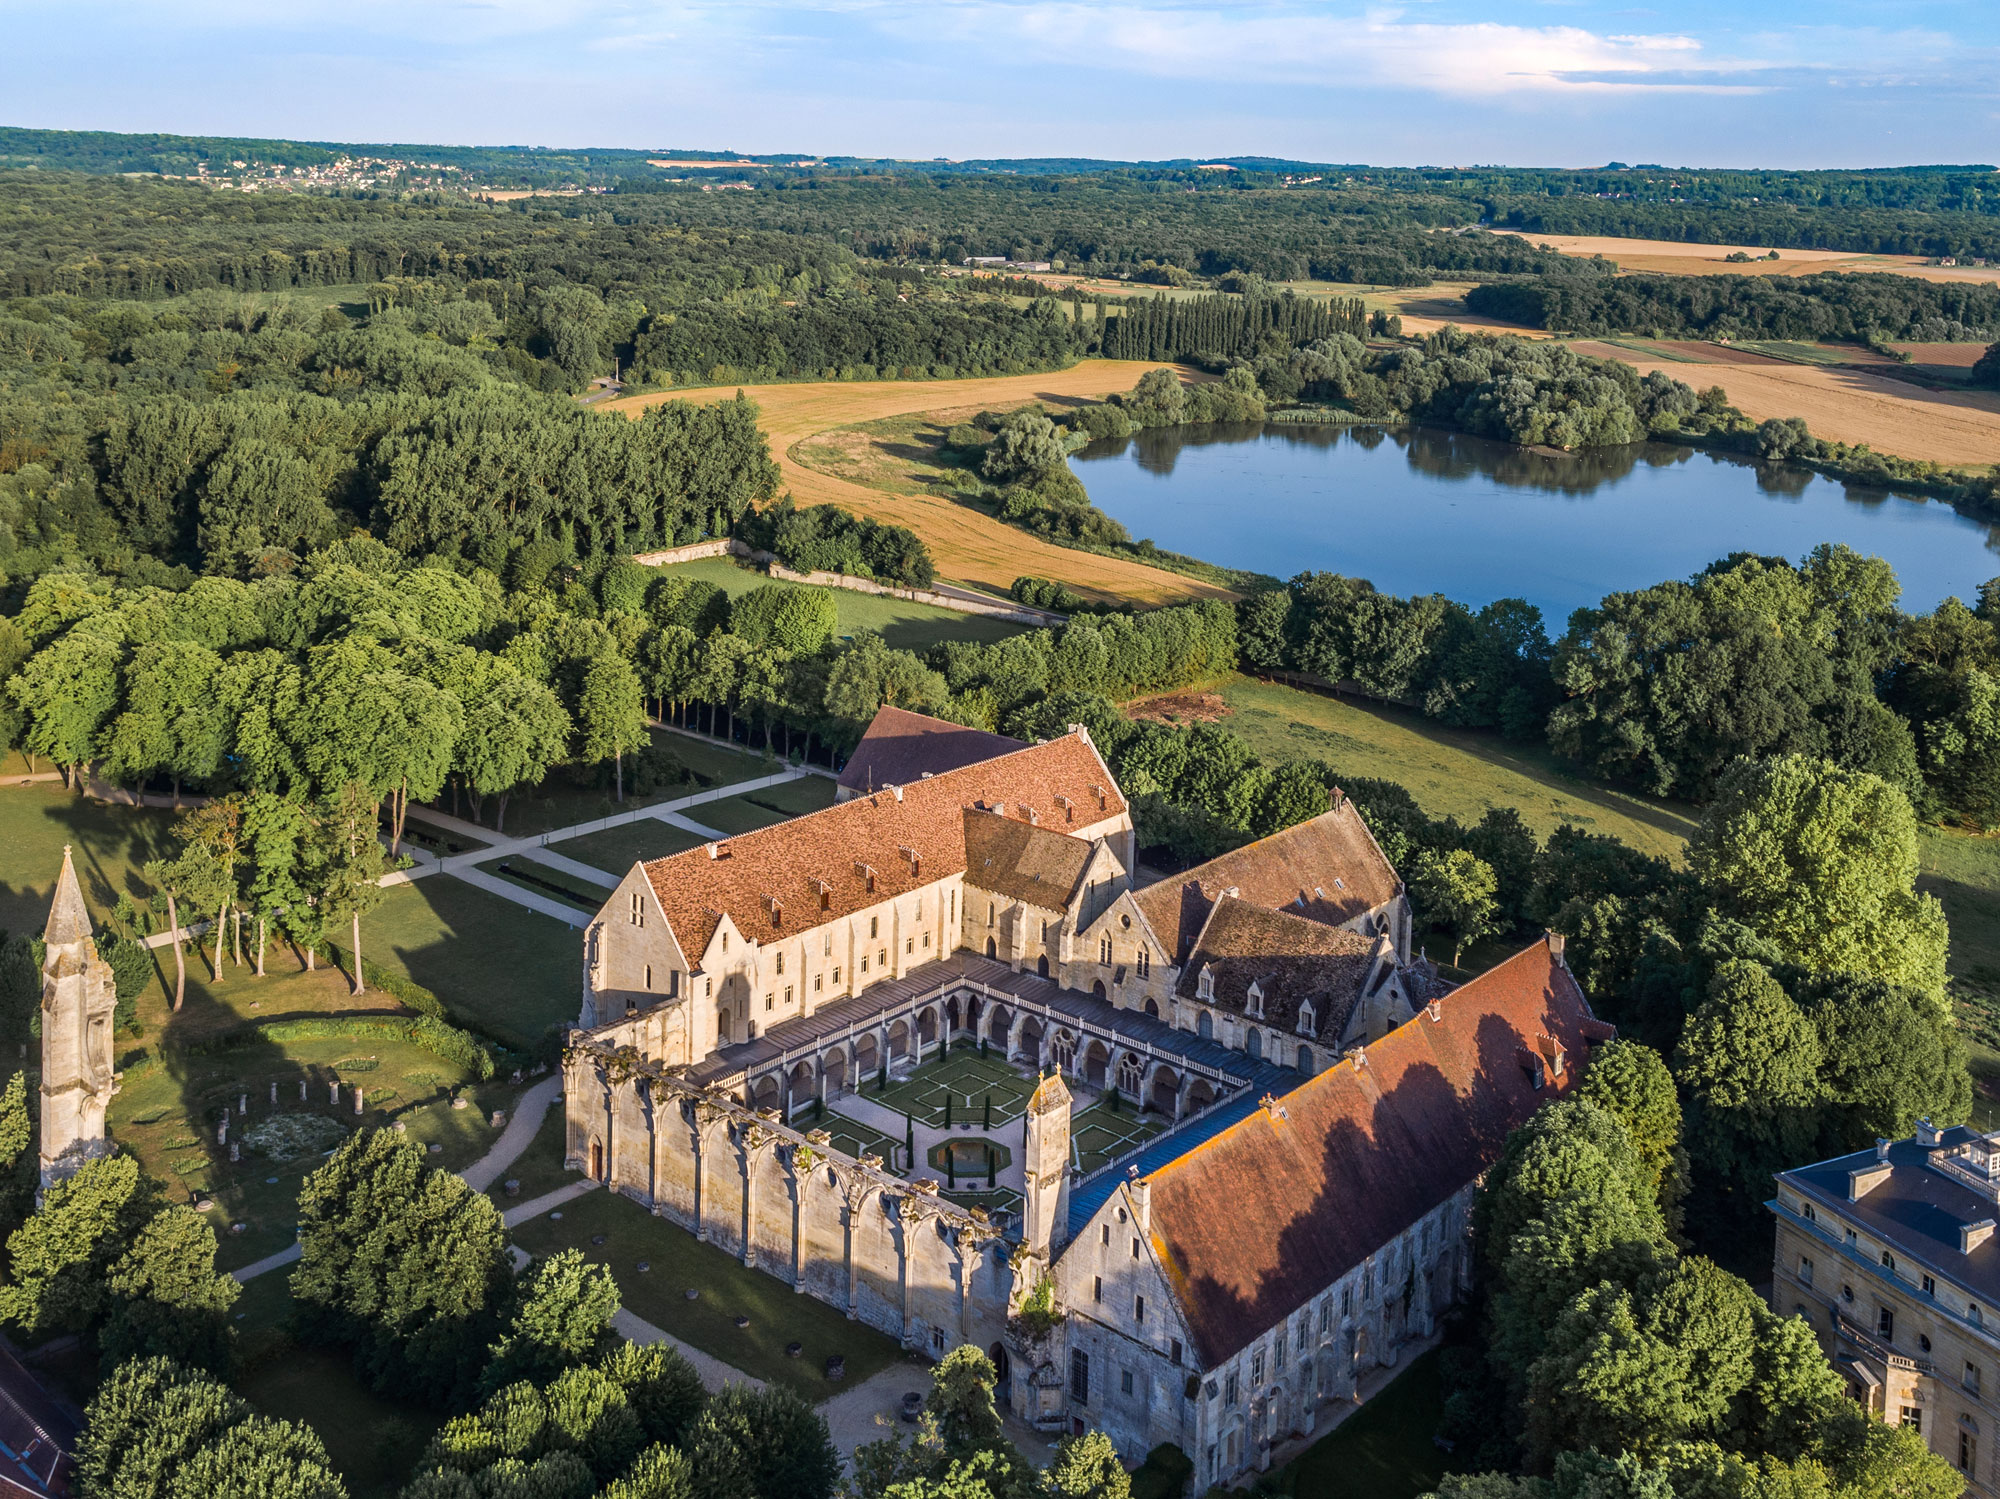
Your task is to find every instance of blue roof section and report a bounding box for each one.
[1068,1070,1296,1236]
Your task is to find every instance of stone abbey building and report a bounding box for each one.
[563,709,1606,1480]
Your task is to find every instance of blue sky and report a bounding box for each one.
[6,0,1996,168]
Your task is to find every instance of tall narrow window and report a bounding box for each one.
[1070,1350,1090,1404]
[870,916,879,939]
[775,951,784,975]
[644,964,653,990]
[629,891,644,926]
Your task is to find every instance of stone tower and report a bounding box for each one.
[39,848,117,1191]
[1021,1069,1073,1259]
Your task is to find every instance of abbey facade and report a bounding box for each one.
[563,709,1607,1480]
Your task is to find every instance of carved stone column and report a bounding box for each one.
[897,1193,938,1350]
[739,1121,775,1269]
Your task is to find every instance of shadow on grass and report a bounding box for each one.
[1281,1349,1457,1499]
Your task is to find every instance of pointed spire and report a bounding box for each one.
[43,846,91,947]
[1028,1068,1071,1116]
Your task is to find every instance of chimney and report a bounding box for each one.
[1876,1138,1891,1162]
[1331,786,1345,808]
[891,784,903,803]
[1129,1170,1151,1233]
[1964,1220,1997,1254]
[1547,931,1566,964]
[1848,1162,1892,1200]
[706,841,728,860]
[1918,1118,1942,1147]
[1425,1000,1443,1023]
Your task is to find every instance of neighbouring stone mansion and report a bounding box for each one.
[564,707,1607,1482]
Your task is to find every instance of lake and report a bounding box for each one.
[1069,422,2000,621]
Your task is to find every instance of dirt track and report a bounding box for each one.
[605,362,1234,605]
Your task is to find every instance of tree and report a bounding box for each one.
[166,1415,349,1499]
[1674,962,1824,1227]
[242,790,310,976]
[1409,848,1499,965]
[480,1249,621,1398]
[687,1386,840,1499]
[74,1356,250,1499]
[291,1129,511,1408]
[8,626,122,787]
[1043,1432,1129,1499]
[176,797,246,982]
[824,634,949,725]
[0,1152,159,1342]
[304,784,387,995]
[103,641,226,797]
[728,585,838,656]
[578,654,647,802]
[598,1341,709,1452]
[981,411,1068,484]
[1574,1040,1686,1228]
[100,1203,240,1375]
[1688,754,1948,997]
[458,671,570,832]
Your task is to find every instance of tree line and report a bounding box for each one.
[1467,271,2000,342]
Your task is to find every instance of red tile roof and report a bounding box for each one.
[1143,937,1596,1367]
[962,810,1095,909]
[1130,798,1401,963]
[836,707,1024,796]
[643,731,1124,958]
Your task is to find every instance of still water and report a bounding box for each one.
[1069,423,2000,622]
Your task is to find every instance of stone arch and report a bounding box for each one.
[945,995,961,1033]
[986,937,997,959]
[1247,1028,1264,1062]
[1049,1028,1076,1071]
[1036,955,1049,978]
[1196,1010,1213,1041]
[917,1007,938,1047]
[1143,996,1160,1018]
[1296,1044,1315,1076]
[888,1019,911,1059]
[752,1074,781,1112]
[1148,1063,1181,1116]
[1017,1014,1046,1064]
[824,1047,848,1095]
[1114,1050,1145,1095]
[788,1059,816,1113]
[1186,1076,1216,1112]
[989,1341,1011,1384]
[1091,979,1107,1001]
[986,1003,1012,1047]
[1080,1038,1109,1088]
[855,1031,881,1078]
[966,995,983,1031]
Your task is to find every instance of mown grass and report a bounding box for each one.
[1213,675,1696,859]
[551,820,707,878]
[367,879,582,1053]
[451,728,774,839]
[693,776,840,836]
[232,1277,445,1499]
[0,783,179,936]
[1281,1349,1456,1499]
[506,1187,906,1397]
[650,555,1022,652]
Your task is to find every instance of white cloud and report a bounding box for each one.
[924,4,1766,96]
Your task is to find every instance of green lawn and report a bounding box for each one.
[233,1277,445,1499]
[1283,1350,1456,1499]
[506,1187,905,1397]
[1920,828,2000,1128]
[485,1104,581,1210]
[822,1110,906,1169]
[551,820,707,878]
[0,784,180,936]
[1214,675,1696,861]
[693,776,840,836]
[651,556,1022,652]
[367,879,582,1053]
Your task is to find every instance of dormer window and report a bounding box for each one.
[1298,1002,1315,1036]
[1246,981,1265,1019]
[1197,965,1215,1001]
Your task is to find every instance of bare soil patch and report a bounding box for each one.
[1495,231,2000,288]
[608,363,1233,606]
[1897,343,1989,368]
[1126,691,1233,725]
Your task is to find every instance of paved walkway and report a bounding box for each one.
[501,1180,599,1228]
[462,1076,563,1191]
[613,1308,764,1396]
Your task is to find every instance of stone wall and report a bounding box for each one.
[564,1037,1024,1358]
